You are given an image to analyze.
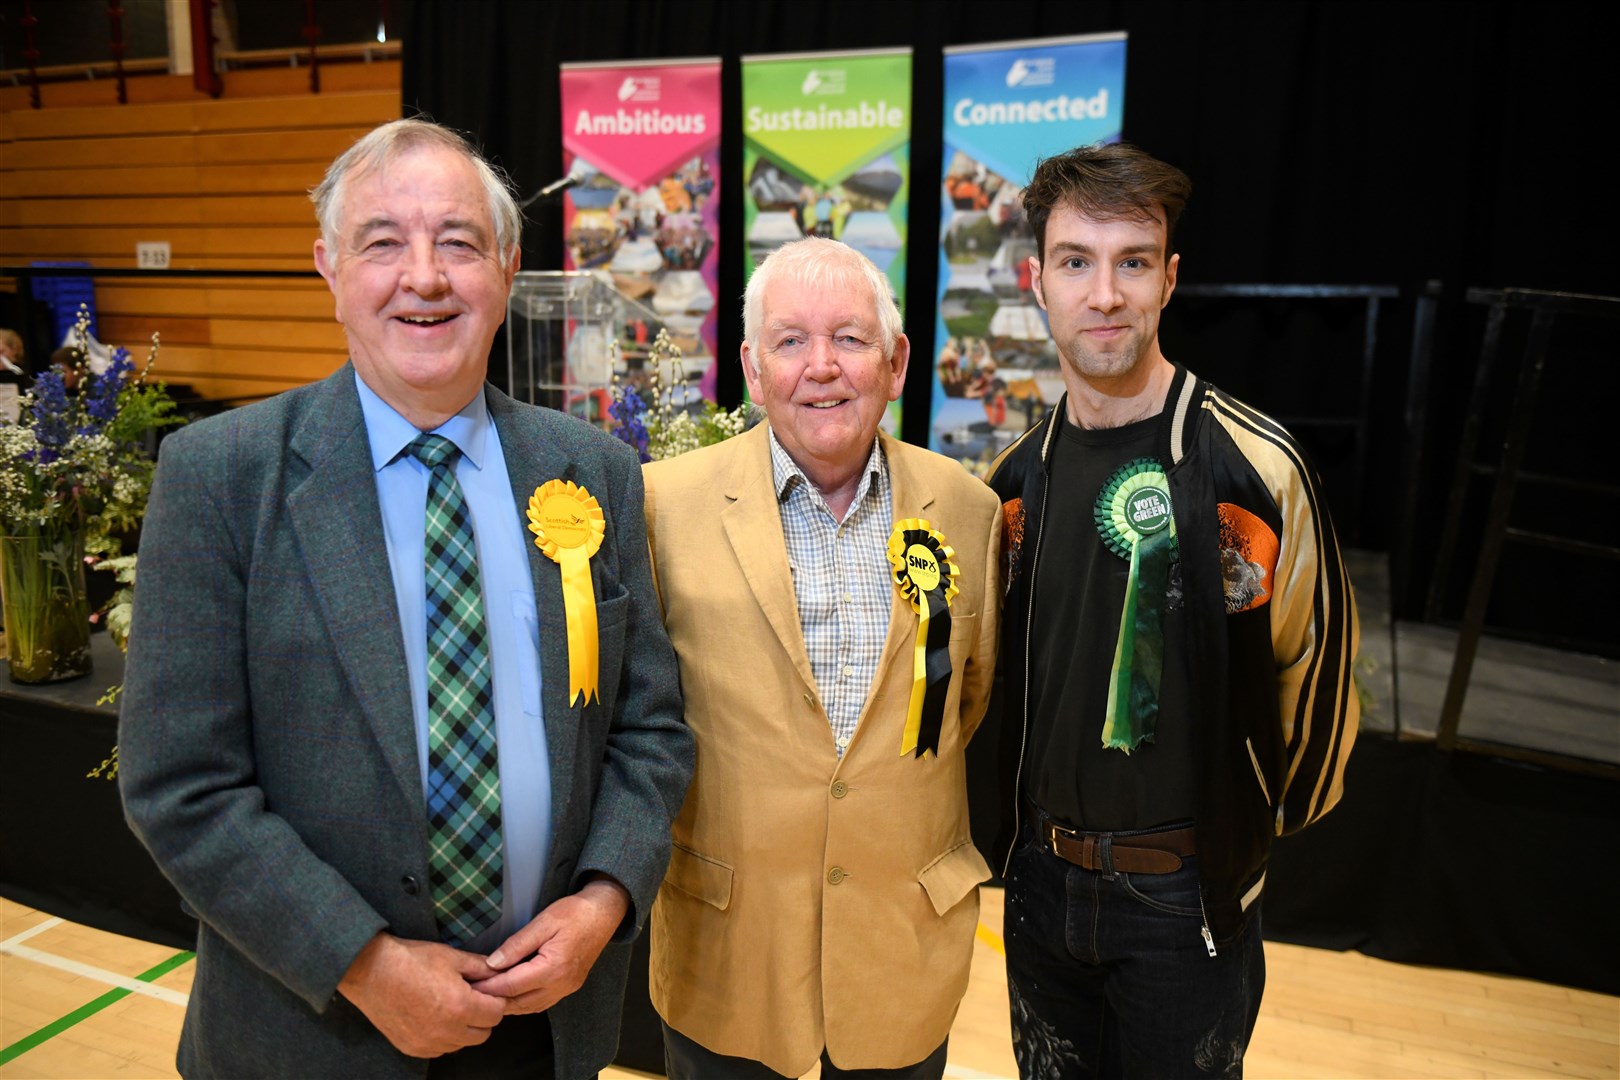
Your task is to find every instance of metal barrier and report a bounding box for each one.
[1428,287,1620,775]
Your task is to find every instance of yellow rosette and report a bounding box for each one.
[527,480,606,706]
[886,518,960,758]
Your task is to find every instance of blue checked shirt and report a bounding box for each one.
[769,430,893,757]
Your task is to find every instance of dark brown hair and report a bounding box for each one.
[1023,142,1192,259]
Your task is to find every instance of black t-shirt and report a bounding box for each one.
[1026,408,1196,831]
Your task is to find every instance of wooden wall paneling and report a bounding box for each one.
[190,92,400,133]
[4,64,397,400]
[98,315,213,347]
[172,377,312,400]
[10,195,316,229]
[5,91,396,142]
[0,63,400,113]
[3,164,327,199]
[209,318,345,352]
[20,128,371,171]
[21,133,209,171]
[153,344,344,383]
[6,101,200,141]
[0,75,207,112]
[195,128,380,166]
[222,62,402,100]
[12,226,317,261]
[95,282,332,320]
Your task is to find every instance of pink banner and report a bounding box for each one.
[562,58,721,401]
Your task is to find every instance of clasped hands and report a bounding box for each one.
[338,876,630,1060]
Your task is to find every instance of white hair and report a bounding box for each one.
[309,118,522,268]
[742,237,902,369]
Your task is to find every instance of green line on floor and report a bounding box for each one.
[0,949,194,1067]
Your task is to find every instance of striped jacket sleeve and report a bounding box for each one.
[1213,395,1360,834]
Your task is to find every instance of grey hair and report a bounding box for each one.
[742,236,902,370]
[309,118,522,267]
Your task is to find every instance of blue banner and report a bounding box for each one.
[929,33,1126,468]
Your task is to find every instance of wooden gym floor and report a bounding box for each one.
[2,892,1614,1079]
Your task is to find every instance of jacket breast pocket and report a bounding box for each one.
[665,842,734,911]
[595,585,631,691]
[947,612,978,673]
[948,611,977,644]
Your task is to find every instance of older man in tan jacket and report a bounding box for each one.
[643,237,1001,1079]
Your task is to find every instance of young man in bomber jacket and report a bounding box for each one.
[983,142,1359,1079]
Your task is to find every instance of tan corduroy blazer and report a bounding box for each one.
[643,425,1001,1076]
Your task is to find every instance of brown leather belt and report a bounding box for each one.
[1040,820,1197,875]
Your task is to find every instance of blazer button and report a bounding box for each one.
[827,866,845,885]
[401,874,420,896]
[830,780,848,799]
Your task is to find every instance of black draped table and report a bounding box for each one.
[0,633,196,948]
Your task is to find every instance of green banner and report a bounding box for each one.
[741,47,912,433]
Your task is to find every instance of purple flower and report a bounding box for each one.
[84,349,132,426]
[28,368,72,463]
[609,387,651,464]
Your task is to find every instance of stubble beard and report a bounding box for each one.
[1059,329,1148,385]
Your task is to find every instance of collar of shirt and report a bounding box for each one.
[354,371,489,471]
[767,427,887,523]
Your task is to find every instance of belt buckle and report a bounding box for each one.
[1047,818,1076,861]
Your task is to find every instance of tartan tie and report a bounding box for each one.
[407,434,503,946]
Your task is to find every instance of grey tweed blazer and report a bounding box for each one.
[119,364,693,1079]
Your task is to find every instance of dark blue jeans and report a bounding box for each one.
[1003,824,1264,1079]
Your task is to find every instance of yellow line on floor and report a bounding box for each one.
[975,921,1004,956]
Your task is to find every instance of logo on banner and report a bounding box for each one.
[801,68,847,95]
[1005,58,1055,88]
[617,76,661,102]
[743,50,912,206]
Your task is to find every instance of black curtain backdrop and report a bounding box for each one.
[399,0,1619,642]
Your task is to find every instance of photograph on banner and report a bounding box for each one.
[558,59,721,424]
[741,47,912,434]
[931,33,1126,470]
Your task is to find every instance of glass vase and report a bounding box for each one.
[0,524,93,684]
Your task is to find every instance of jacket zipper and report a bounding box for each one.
[1002,413,1059,879]
[1199,892,1217,957]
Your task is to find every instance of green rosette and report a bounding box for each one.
[1093,459,1177,753]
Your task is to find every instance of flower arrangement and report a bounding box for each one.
[608,328,749,463]
[0,307,181,684]
[0,308,180,554]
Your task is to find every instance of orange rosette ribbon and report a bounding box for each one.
[527,479,606,706]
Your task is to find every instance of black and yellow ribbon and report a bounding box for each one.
[886,519,960,758]
[1094,460,1177,753]
[527,480,606,706]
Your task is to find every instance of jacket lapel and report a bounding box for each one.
[486,388,582,825]
[285,366,422,811]
[720,426,819,701]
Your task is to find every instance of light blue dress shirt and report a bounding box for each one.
[357,373,550,952]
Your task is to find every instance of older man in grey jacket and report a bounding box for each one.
[119,118,693,1080]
